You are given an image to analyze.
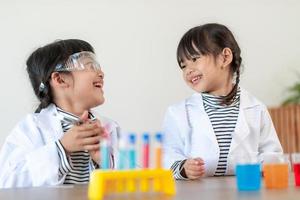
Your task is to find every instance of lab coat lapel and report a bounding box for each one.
[230,108,250,153]
[230,89,259,154]
[187,93,218,148]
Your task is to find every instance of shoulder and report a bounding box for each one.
[166,92,203,114]
[5,113,40,146]
[164,93,202,123]
[6,104,57,145]
[240,87,267,110]
[13,113,39,133]
[166,101,186,115]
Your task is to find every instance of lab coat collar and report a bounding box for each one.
[36,104,99,140]
[36,104,64,140]
[186,88,261,154]
[186,88,260,110]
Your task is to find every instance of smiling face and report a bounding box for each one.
[69,56,105,110]
[71,69,104,109]
[51,54,106,113]
[180,54,231,94]
[176,24,242,102]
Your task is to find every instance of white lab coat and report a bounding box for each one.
[163,88,283,176]
[0,104,119,188]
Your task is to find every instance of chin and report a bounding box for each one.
[89,97,105,108]
[97,97,105,106]
[190,85,206,93]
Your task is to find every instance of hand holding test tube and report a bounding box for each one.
[58,110,110,166]
[59,111,104,154]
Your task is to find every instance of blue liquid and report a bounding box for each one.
[101,145,110,169]
[128,133,136,169]
[236,164,261,191]
[118,150,127,170]
[128,149,136,169]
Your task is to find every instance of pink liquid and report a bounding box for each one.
[294,163,300,186]
[143,144,149,168]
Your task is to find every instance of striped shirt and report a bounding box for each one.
[170,160,188,180]
[55,107,99,184]
[202,89,240,176]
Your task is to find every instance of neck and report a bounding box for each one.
[209,75,235,96]
[54,99,88,117]
[208,71,234,96]
[210,85,234,96]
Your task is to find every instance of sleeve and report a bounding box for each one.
[171,160,189,180]
[92,160,100,169]
[55,141,73,177]
[258,105,283,156]
[0,119,64,188]
[162,107,189,180]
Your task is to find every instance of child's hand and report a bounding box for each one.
[182,157,205,180]
[60,111,104,154]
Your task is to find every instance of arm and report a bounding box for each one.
[0,115,65,188]
[258,105,283,155]
[162,107,189,180]
[0,135,63,188]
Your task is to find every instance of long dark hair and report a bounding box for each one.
[177,23,242,105]
[26,39,94,113]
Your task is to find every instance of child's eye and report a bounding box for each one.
[180,65,186,70]
[192,57,199,62]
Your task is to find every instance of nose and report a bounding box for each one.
[187,67,194,75]
[97,68,104,79]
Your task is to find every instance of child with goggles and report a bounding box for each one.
[0,39,119,188]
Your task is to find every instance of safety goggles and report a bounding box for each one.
[54,51,101,72]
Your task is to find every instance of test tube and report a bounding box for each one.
[128,133,136,169]
[142,133,150,169]
[117,138,127,170]
[100,137,110,169]
[154,132,163,169]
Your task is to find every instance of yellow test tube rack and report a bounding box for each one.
[88,169,176,200]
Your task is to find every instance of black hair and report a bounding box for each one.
[177,23,242,105]
[26,39,94,113]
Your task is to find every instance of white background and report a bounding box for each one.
[0,0,299,146]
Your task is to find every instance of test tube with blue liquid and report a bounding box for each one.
[117,137,127,170]
[128,133,136,169]
[100,137,110,170]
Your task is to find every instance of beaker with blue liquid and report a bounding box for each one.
[234,154,261,191]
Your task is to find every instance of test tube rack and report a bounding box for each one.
[88,169,176,200]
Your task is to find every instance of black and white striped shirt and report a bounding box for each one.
[55,107,99,184]
[202,89,240,176]
[170,160,187,180]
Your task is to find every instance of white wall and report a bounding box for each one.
[0,0,300,146]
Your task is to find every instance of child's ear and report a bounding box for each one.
[221,47,233,69]
[50,72,70,88]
